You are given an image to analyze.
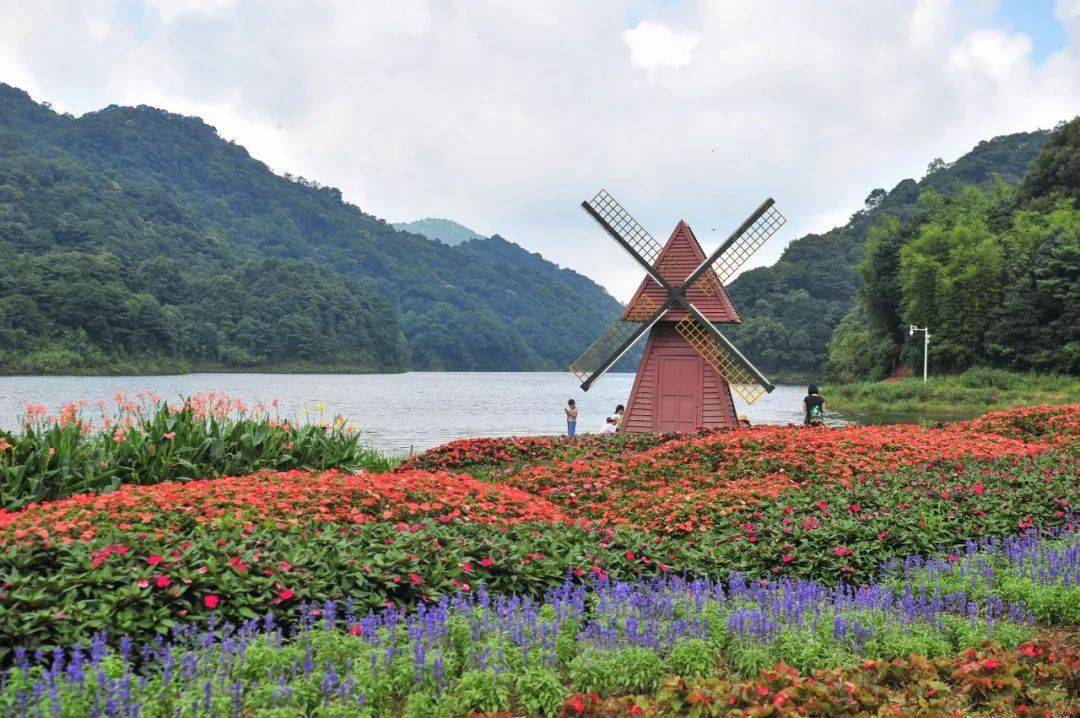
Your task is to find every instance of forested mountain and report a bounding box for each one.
[392,218,485,246]
[724,129,1049,379]
[0,83,624,373]
[825,116,1079,380]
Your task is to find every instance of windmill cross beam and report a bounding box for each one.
[577,197,778,393]
[568,188,787,427]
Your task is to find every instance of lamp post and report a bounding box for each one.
[909,325,929,382]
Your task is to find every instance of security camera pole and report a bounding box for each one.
[909,325,929,382]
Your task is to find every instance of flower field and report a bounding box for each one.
[0,392,393,509]
[0,402,1078,715]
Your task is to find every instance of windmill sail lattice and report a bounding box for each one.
[707,203,787,284]
[569,293,658,384]
[674,316,768,404]
[584,190,665,267]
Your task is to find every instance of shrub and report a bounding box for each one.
[515,667,566,717]
[666,638,715,678]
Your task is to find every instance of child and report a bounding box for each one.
[600,416,618,434]
[565,399,578,436]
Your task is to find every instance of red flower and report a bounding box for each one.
[204,594,220,609]
[972,482,984,496]
[279,588,295,601]
[625,551,636,560]
[480,557,495,568]
[409,572,423,585]
[147,554,164,565]
[833,545,853,557]
[781,554,794,563]
[155,575,171,588]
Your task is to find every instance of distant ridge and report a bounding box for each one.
[393,218,486,246]
[0,82,626,374]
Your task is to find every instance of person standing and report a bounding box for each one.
[803,385,825,426]
[613,404,625,432]
[565,399,578,436]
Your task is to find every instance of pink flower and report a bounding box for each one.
[279,588,295,601]
[833,545,853,557]
[163,432,176,440]
[147,555,164,565]
[155,575,171,589]
[136,579,149,589]
[204,594,220,609]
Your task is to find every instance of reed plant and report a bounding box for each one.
[0,392,395,508]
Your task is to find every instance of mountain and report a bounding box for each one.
[0,83,624,374]
[723,129,1049,380]
[392,218,486,245]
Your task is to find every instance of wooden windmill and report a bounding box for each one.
[569,190,786,432]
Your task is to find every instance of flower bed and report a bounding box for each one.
[2,563,1075,716]
[0,469,568,546]
[0,392,391,509]
[497,423,1049,532]
[0,402,1078,707]
[956,403,1080,446]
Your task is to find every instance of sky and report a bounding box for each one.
[1,0,1078,300]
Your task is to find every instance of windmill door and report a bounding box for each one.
[656,355,702,432]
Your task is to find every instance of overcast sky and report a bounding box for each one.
[2,0,1078,300]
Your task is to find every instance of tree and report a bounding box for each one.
[1018,116,1080,209]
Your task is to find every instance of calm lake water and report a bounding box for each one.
[0,373,846,454]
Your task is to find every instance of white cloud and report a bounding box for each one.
[145,0,238,24]
[0,1,1077,300]
[622,20,701,76]
[948,29,1033,79]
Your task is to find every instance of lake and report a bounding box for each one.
[0,373,844,454]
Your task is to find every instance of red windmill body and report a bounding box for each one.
[620,221,742,432]
[570,190,787,433]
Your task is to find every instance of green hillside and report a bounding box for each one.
[826,116,1079,380]
[0,83,624,374]
[392,218,485,245]
[724,129,1049,379]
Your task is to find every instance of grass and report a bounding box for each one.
[824,368,1080,418]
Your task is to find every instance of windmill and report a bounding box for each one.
[569,190,786,432]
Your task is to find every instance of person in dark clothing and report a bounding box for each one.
[803,385,825,426]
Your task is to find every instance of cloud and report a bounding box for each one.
[145,0,238,24]
[623,20,701,76]
[0,1,1078,300]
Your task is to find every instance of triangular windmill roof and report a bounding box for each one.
[620,220,742,324]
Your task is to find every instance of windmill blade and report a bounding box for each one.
[569,294,661,390]
[674,315,773,405]
[582,190,666,271]
[705,199,787,285]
